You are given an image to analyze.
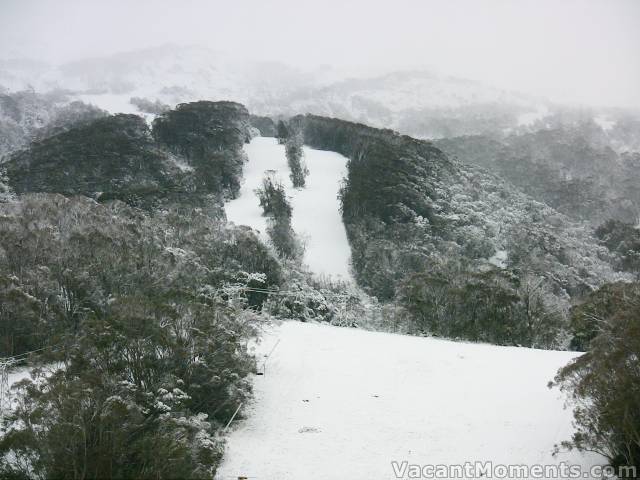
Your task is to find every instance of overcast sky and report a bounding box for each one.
[1,0,639,107]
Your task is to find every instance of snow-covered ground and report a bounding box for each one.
[2,367,30,422]
[594,115,616,132]
[517,104,550,127]
[6,368,30,387]
[217,321,603,480]
[226,136,352,280]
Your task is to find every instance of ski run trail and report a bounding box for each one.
[216,321,601,480]
[218,136,603,479]
[226,136,352,281]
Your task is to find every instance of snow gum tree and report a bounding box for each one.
[285,129,308,188]
[255,174,303,260]
[552,282,640,472]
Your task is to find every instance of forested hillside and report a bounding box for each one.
[435,121,640,225]
[3,101,250,211]
[0,89,107,157]
[290,114,626,347]
[0,193,285,478]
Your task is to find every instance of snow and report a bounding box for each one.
[217,321,603,480]
[226,137,352,281]
[2,367,31,419]
[0,46,550,134]
[517,105,549,127]
[7,368,30,389]
[167,154,194,173]
[75,93,157,125]
[488,249,508,268]
[594,115,616,131]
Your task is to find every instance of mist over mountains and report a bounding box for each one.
[1,44,621,140]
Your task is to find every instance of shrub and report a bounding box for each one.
[552,282,640,472]
[255,174,302,259]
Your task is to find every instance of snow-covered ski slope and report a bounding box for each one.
[226,136,352,280]
[217,321,602,480]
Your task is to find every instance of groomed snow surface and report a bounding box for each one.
[216,321,602,480]
[226,136,352,281]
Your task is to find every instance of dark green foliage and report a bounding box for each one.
[595,219,640,276]
[568,282,638,351]
[4,114,182,209]
[399,267,563,347]
[294,114,453,224]
[32,101,108,142]
[288,114,618,347]
[249,115,277,137]
[256,174,292,218]
[0,297,253,479]
[0,90,107,158]
[0,275,44,357]
[292,115,454,299]
[255,174,301,259]
[400,269,518,343]
[0,194,282,358]
[340,217,433,300]
[552,282,640,472]
[285,130,308,188]
[4,101,251,212]
[153,101,250,199]
[436,123,640,224]
[0,193,284,477]
[276,119,289,144]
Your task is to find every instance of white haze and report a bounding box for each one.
[0,0,639,108]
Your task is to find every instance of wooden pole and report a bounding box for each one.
[262,339,281,376]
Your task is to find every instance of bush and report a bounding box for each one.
[0,194,278,476]
[285,130,308,188]
[0,194,282,357]
[276,120,288,144]
[552,282,640,472]
[595,219,640,276]
[399,267,563,347]
[152,101,250,199]
[255,174,302,259]
[0,295,255,479]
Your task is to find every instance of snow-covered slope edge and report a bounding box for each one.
[217,321,602,480]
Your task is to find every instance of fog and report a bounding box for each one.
[1,0,639,107]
